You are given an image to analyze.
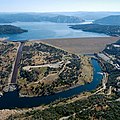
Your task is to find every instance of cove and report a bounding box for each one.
[0,22,109,41]
[0,58,103,109]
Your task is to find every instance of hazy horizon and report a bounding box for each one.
[1,11,120,13]
[0,0,120,12]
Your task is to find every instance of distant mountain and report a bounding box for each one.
[69,24,120,36]
[0,13,84,23]
[0,25,28,34]
[94,15,120,25]
[53,12,120,20]
[0,12,120,23]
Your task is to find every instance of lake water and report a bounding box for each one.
[0,22,109,41]
[0,58,103,109]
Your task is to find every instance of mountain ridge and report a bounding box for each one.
[0,13,84,23]
[94,15,120,25]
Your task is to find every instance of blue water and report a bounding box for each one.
[0,58,103,109]
[0,22,109,41]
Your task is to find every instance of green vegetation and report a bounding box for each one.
[101,42,120,97]
[8,39,120,120]
[0,25,27,34]
[0,41,18,93]
[7,94,120,120]
[70,24,120,36]
[7,56,120,119]
[1,39,120,120]
[17,41,93,97]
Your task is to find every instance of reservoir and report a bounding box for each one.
[0,22,109,41]
[0,58,103,109]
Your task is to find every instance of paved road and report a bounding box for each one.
[10,42,23,84]
[23,61,65,71]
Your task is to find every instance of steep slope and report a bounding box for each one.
[0,13,84,23]
[94,15,120,25]
[70,24,120,36]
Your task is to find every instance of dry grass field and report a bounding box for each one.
[18,41,93,97]
[41,37,119,54]
[0,41,18,92]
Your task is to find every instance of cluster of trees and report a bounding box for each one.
[0,42,16,90]
[58,58,81,86]
[8,94,120,120]
[0,43,14,54]
[0,25,27,34]
[23,42,68,55]
[22,42,68,65]
[70,24,120,36]
[18,42,83,96]
[101,40,120,97]
[20,69,39,82]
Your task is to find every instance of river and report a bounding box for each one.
[0,22,109,41]
[0,58,103,109]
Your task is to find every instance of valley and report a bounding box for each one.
[17,41,93,97]
[5,37,120,120]
[1,10,120,120]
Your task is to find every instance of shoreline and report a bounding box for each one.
[0,58,102,110]
[40,37,119,54]
[7,37,119,54]
[0,37,115,107]
[19,57,93,98]
[17,41,93,98]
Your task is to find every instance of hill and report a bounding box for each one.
[6,37,120,120]
[0,25,28,34]
[55,11,120,20]
[69,24,120,36]
[0,13,84,23]
[94,15,120,25]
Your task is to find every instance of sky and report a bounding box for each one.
[0,0,120,12]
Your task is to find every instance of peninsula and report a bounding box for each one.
[0,25,28,34]
[69,24,120,37]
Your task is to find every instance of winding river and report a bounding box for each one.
[0,58,103,109]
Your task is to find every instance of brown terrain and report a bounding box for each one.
[41,37,120,54]
[17,41,93,97]
[0,41,19,93]
[0,37,8,42]
[1,37,119,119]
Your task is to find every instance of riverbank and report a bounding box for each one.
[0,58,103,120]
[0,40,104,119]
[17,41,93,97]
[0,58,102,109]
